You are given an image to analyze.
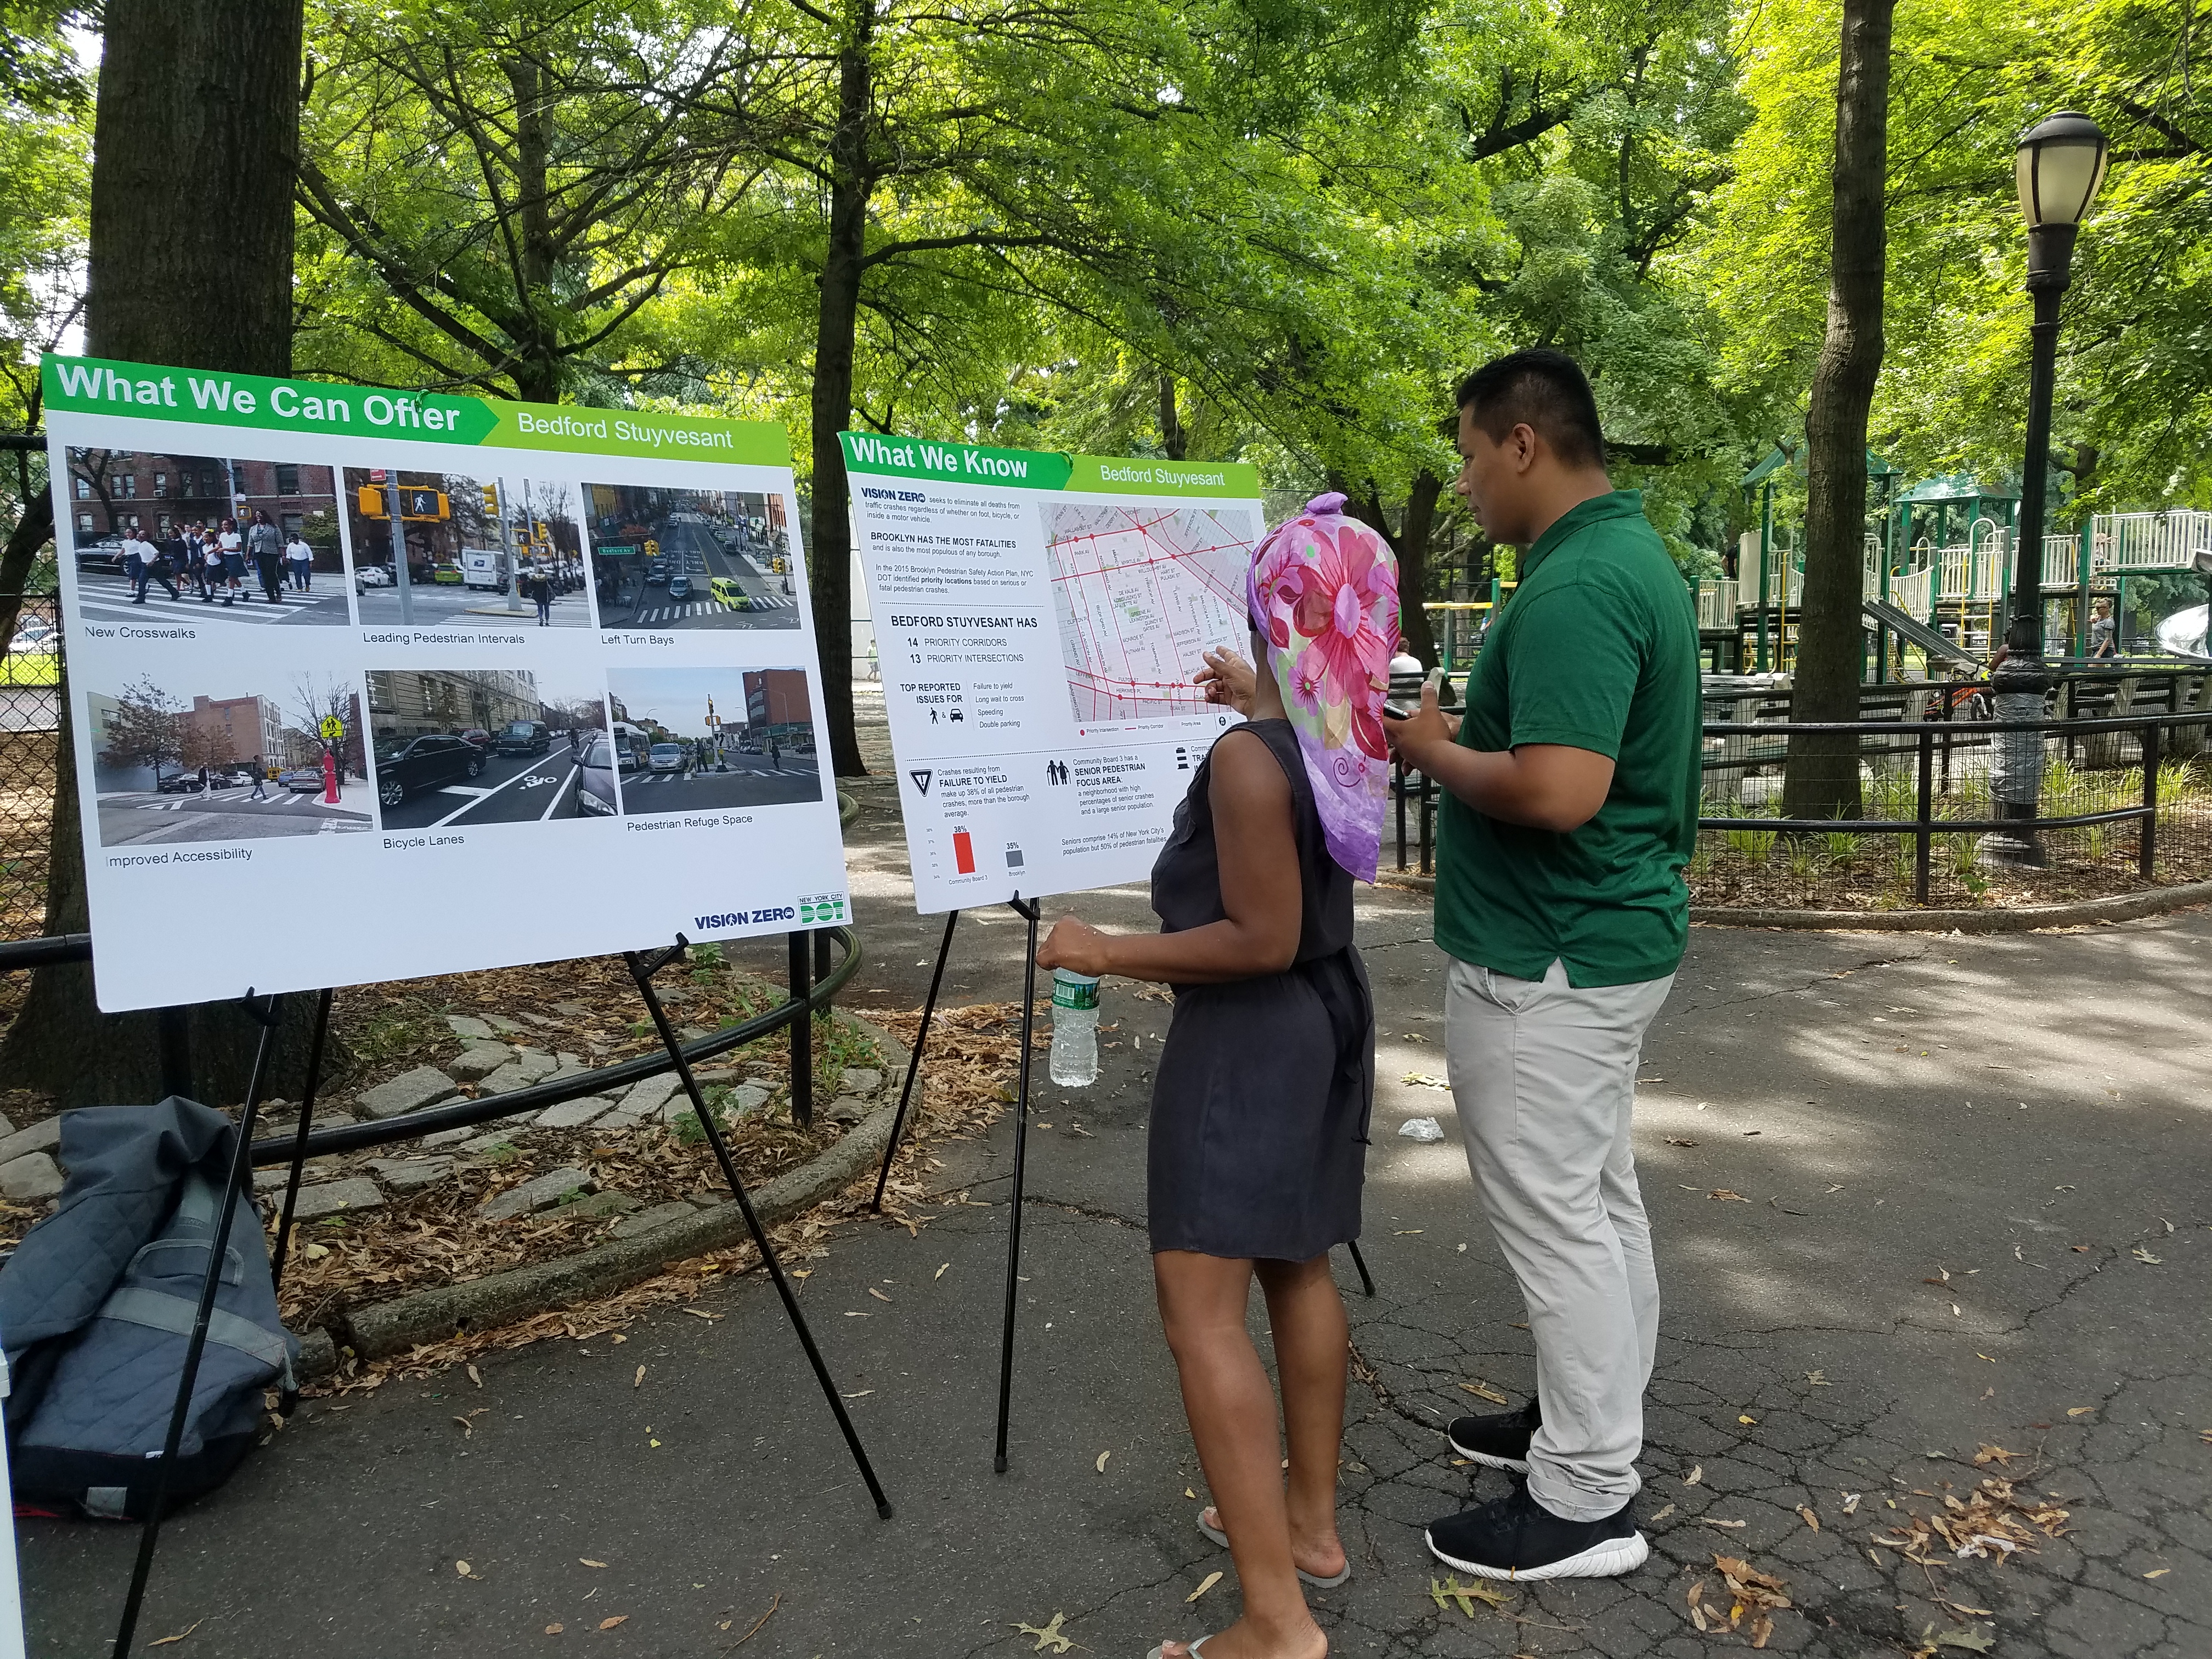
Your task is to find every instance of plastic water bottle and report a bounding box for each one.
[1048,968,1101,1087]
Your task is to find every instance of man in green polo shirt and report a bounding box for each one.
[1386,347,1699,1583]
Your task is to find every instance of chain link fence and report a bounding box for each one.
[1,556,59,941]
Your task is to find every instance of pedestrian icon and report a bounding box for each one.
[910,768,933,795]
[1045,759,1068,785]
[319,715,346,741]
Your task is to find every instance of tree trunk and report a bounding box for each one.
[0,493,54,647]
[83,0,301,375]
[505,54,562,404]
[1159,374,1186,461]
[1780,0,1893,822]
[807,1,875,778]
[1,0,338,1107]
[1352,474,1443,668]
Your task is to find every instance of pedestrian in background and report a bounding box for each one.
[1385,348,1699,1583]
[529,568,553,625]
[1038,495,1396,1659]
[285,528,314,591]
[249,759,269,801]
[249,511,285,602]
[123,526,178,604]
[182,522,208,599]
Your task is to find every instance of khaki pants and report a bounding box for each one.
[1443,956,1675,1520]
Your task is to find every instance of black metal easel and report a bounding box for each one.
[112,990,287,1658]
[626,936,892,1519]
[868,900,1378,1476]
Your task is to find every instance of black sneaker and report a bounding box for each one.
[1447,1397,1539,1472]
[1426,1483,1647,1581]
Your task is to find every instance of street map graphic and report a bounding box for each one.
[1046,503,1256,722]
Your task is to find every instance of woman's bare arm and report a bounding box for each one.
[1036,729,1301,984]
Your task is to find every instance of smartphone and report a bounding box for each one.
[1382,702,1413,721]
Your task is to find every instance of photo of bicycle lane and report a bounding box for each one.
[376,743,585,829]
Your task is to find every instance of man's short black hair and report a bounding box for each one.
[1454,348,1607,470]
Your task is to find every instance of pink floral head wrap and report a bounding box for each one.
[1246,492,1401,883]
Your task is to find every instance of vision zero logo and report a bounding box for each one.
[692,893,848,931]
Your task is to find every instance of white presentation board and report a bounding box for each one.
[42,355,850,1012]
[844,432,1263,912]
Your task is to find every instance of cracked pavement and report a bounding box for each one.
[23,752,2211,1657]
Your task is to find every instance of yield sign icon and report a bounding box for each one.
[910,769,933,795]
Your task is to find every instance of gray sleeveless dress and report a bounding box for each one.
[1146,718,1374,1261]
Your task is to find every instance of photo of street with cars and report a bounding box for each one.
[365,668,612,830]
[586,483,798,631]
[88,671,373,845]
[65,448,352,628]
[342,470,589,628]
[603,665,822,812]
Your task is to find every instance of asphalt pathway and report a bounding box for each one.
[620,752,824,813]
[24,727,2211,1657]
[94,781,374,844]
[377,749,586,830]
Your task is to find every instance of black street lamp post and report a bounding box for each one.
[1990,109,2109,865]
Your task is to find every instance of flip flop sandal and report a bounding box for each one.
[1196,1508,1353,1589]
[1146,1638,1211,1659]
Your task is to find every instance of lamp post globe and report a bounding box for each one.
[1989,109,2109,866]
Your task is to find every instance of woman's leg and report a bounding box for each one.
[1154,1250,1325,1659]
[1254,1255,1350,1578]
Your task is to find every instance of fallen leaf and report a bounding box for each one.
[1392,1229,1424,1235]
[2145,1568,2170,1579]
[1805,1369,1829,1386]
[1798,1505,1820,1531]
[544,1623,563,1635]
[1973,1444,2019,1466]
[2067,1406,2096,1417]
[1709,1189,1751,1202]
[1459,1381,1510,1405]
[2132,1248,2163,1265]
[1685,1465,1703,1485]
[1186,1570,1222,1602]
[456,1560,479,1579]
[1012,1612,1074,1653]
[1650,1502,1676,1521]
[1095,1450,1110,1473]
[1184,1487,1197,1498]
[680,1307,721,1322]
[597,1616,627,1630]
[148,1621,203,1647]
[1431,1575,1511,1616]
[1403,1072,1450,1088]
[869,1287,893,1302]
[633,1364,646,1389]
[580,1559,607,1568]
[609,1334,625,1344]
[1664,1136,1697,1147]
[1926,1628,1994,1653]
[935,1262,950,1279]
[1699,1517,1747,1529]
[466,1364,482,1389]
[453,1416,474,1438]
[1752,1612,1775,1648]
[1739,1414,1758,1426]
[1842,1492,1862,1514]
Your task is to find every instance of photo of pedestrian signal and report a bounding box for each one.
[87,671,373,846]
[585,482,799,631]
[604,666,823,814]
[365,668,612,830]
[342,469,589,628]
[63,448,351,629]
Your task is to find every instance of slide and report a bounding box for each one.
[1863,599,1984,668]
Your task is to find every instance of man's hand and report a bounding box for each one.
[1383,678,1460,768]
[1037,915,1115,978]
[1193,647,1256,716]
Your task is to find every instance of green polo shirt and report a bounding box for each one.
[1434,490,1700,987]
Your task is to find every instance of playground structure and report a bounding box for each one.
[1702,446,2212,675]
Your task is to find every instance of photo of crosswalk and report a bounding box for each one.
[621,591,793,627]
[75,581,353,630]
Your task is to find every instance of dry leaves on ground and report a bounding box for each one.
[1686,1553,1791,1647]
[1012,1612,1074,1653]
[1875,1477,2069,1566]
[1430,1576,1513,1617]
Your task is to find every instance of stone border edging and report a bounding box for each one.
[293,1011,914,1381]
[1372,870,2212,932]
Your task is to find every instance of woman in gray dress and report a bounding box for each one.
[1039,495,1397,1659]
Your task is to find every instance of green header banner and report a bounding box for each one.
[41,354,791,465]
[840,430,1257,498]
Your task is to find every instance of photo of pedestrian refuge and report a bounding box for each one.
[87,671,373,845]
[586,483,799,631]
[342,470,589,628]
[64,448,351,628]
[366,668,612,830]
[603,665,822,812]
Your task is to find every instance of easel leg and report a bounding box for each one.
[871,909,960,1212]
[269,987,336,1296]
[1344,1238,1377,1298]
[627,939,893,1519]
[993,894,1042,1474]
[113,991,286,1659]
[787,931,813,1129]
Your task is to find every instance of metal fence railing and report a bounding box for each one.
[1,588,60,940]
